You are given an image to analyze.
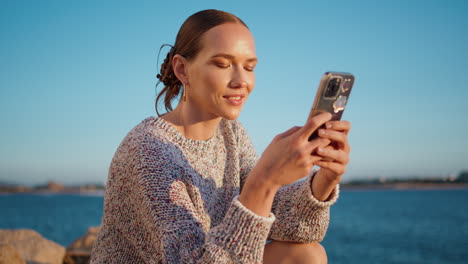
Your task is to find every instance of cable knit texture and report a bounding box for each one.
[90,116,339,263]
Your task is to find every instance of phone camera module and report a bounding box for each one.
[342,78,352,92]
[325,77,341,98]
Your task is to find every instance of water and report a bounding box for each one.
[322,189,468,263]
[1,189,467,263]
[0,193,103,246]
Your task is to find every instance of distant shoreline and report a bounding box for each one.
[2,183,468,196]
[0,190,105,196]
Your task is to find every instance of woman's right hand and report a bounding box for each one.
[250,112,333,188]
[239,112,333,217]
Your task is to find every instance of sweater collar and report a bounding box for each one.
[152,117,222,152]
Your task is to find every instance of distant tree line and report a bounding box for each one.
[345,170,468,185]
[458,171,468,182]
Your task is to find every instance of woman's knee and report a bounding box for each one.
[263,241,327,264]
[291,242,327,264]
[306,242,327,264]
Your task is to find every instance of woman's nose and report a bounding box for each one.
[229,68,248,88]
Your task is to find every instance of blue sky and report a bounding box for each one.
[1,0,467,185]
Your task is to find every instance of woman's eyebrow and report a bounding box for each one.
[211,53,257,63]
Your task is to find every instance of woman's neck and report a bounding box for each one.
[161,103,221,141]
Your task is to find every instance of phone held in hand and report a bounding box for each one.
[308,72,354,141]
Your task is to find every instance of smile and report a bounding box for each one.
[223,95,245,106]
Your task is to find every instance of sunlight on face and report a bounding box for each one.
[186,23,257,120]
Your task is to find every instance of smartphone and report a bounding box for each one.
[308,72,354,141]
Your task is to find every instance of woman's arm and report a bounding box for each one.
[236,114,344,242]
[267,170,340,242]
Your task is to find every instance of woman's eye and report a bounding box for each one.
[213,61,231,68]
[245,65,256,72]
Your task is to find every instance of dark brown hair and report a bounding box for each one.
[155,9,248,116]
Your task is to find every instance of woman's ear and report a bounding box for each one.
[172,54,189,85]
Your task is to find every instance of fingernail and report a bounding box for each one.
[318,147,324,153]
[326,123,332,129]
[319,129,326,136]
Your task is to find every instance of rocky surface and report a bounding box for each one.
[0,227,102,264]
[0,229,65,264]
[64,226,99,264]
[0,244,25,264]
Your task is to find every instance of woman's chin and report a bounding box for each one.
[222,109,242,120]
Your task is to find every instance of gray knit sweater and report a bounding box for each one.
[90,116,339,263]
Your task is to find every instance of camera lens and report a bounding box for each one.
[342,79,352,92]
[343,81,350,89]
[325,78,341,98]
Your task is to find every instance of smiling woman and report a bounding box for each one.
[90,9,349,264]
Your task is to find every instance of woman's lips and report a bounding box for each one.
[223,95,244,106]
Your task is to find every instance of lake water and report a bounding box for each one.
[1,189,467,263]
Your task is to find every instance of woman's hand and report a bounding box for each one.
[315,120,351,182]
[240,114,351,216]
[249,112,333,188]
[239,112,334,216]
[311,120,351,201]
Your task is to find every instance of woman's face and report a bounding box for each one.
[185,22,257,120]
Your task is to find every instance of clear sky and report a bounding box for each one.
[1,0,467,185]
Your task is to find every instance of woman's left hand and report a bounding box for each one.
[314,120,351,183]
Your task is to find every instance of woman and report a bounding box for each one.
[91,9,350,264]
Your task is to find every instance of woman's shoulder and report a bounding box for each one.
[121,116,165,143]
[115,116,183,159]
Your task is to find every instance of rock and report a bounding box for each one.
[0,244,25,264]
[67,226,99,251]
[0,229,65,264]
[65,226,100,264]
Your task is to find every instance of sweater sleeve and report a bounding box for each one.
[236,121,339,243]
[131,133,276,263]
[268,170,340,242]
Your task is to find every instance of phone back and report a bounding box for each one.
[308,72,354,122]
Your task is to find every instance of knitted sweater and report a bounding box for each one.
[90,116,339,264]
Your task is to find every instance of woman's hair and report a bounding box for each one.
[155,9,248,116]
